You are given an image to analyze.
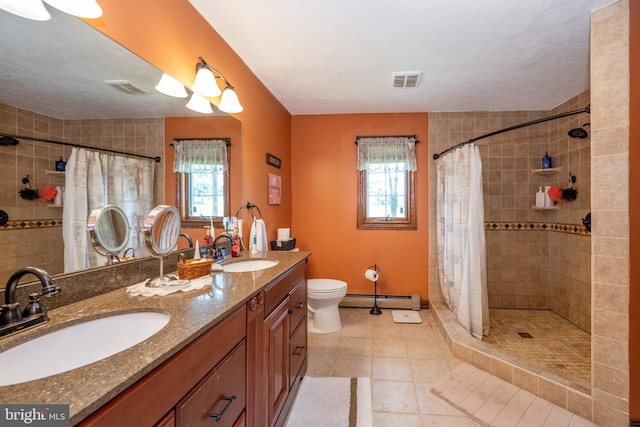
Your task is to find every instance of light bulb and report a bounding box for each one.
[155,74,188,98]
[218,87,243,113]
[0,0,51,21]
[192,67,221,97]
[42,0,102,18]
[186,93,213,114]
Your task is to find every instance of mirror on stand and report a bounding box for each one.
[143,205,181,287]
[87,205,131,266]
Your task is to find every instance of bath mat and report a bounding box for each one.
[430,363,597,427]
[392,310,422,324]
[285,377,372,427]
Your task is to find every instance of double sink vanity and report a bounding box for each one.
[0,250,310,427]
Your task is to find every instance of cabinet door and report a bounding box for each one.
[264,298,290,426]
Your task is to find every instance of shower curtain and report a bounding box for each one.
[435,143,489,338]
[63,148,155,272]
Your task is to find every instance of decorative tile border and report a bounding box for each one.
[485,221,589,235]
[1,219,63,230]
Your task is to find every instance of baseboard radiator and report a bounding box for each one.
[339,293,421,311]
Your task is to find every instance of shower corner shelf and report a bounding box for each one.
[531,167,561,175]
[531,205,560,210]
[45,170,65,176]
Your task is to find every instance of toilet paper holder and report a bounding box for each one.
[367,264,382,316]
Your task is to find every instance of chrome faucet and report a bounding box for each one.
[212,233,234,263]
[1,267,60,337]
[179,232,193,248]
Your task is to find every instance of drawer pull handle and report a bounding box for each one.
[296,302,305,309]
[210,394,237,421]
[287,309,293,315]
[293,345,305,356]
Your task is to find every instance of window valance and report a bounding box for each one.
[173,139,229,173]
[356,136,417,172]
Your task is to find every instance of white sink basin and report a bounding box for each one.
[0,311,170,386]
[223,259,279,272]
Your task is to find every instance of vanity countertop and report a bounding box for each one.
[0,250,310,425]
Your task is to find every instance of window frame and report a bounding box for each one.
[357,167,417,230]
[175,141,230,229]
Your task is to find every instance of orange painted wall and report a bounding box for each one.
[629,0,639,419]
[164,116,242,248]
[87,0,292,243]
[291,114,429,299]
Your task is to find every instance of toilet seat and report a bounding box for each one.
[308,279,347,293]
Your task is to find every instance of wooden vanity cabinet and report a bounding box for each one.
[248,259,308,427]
[80,258,307,427]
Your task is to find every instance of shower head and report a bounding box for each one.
[568,123,590,139]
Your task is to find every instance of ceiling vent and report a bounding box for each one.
[104,80,149,95]
[392,71,422,88]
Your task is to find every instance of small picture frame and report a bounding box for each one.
[268,173,281,205]
[266,153,281,169]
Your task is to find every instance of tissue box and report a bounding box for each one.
[270,238,296,251]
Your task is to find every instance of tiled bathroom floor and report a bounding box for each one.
[305,308,590,426]
[484,309,591,391]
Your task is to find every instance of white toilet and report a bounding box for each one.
[307,278,348,334]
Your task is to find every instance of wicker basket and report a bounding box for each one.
[177,258,213,280]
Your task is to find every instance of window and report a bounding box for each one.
[356,136,417,230]
[173,139,230,226]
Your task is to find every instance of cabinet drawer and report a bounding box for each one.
[288,279,307,335]
[289,319,307,388]
[264,261,306,316]
[176,341,246,427]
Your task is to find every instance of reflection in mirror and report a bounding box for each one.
[0,7,241,287]
[143,205,181,287]
[87,205,130,265]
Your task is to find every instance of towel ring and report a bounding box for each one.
[235,202,262,220]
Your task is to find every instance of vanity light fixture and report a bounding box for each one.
[191,57,243,113]
[0,0,101,20]
[155,73,188,98]
[186,93,214,114]
[0,0,51,20]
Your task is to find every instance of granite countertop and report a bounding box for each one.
[0,250,310,425]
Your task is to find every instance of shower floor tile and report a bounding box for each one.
[484,309,591,390]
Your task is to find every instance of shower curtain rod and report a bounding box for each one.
[0,132,162,163]
[432,105,590,160]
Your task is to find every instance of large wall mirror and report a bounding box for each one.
[0,7,241,285]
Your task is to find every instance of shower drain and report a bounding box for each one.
[517,332,534,338]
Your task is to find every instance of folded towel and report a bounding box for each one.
[249,218,269,253]
[126,275,210,297]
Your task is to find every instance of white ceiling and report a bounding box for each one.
[189,0,615,115]
[0,1,616,120]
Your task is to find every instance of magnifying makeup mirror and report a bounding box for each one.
[87,205,131,265]
[143,205,182,287]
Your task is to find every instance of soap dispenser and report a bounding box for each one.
[536,187,545,207]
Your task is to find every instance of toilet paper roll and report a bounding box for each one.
[364,269,379,282]
[277,228,290,241]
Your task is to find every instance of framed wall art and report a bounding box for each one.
[268,173,281,205]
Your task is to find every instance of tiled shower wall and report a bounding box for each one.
[428,91,592,332]
[0,102,164,285]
